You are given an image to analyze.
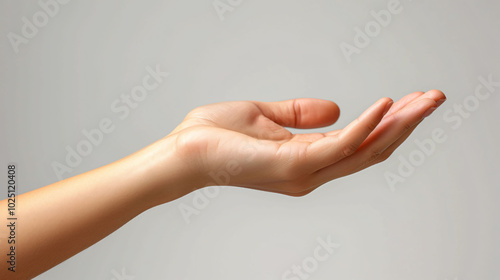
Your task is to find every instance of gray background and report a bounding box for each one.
[1,0,499,279]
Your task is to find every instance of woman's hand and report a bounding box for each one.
[166,90,446,196]
[3,90,445,279]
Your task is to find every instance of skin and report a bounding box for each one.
[0,90,446,279]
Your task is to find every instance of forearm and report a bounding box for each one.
[0,137,197,279]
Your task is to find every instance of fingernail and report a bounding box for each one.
[422,107,437,118]
[382,101,393,116]
[436,98,446,106]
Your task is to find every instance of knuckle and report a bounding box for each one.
[366,150,382,164]
[371,149,383,161]
[365,119,378,132]
[292,99,302,127]
[389,113,414,132]
[342,142,358,157]
[377,151,392,162]
[402,120,414,131]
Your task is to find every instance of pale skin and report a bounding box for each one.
[0,89,446,279]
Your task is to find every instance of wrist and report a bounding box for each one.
[130,135,204,208]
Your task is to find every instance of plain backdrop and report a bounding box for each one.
[1,0,499,279]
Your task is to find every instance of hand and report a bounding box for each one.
[4,90,445,279]
[166,90,446,196]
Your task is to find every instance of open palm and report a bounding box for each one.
[168,90,445,196]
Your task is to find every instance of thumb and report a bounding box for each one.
[253,98,340,129]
